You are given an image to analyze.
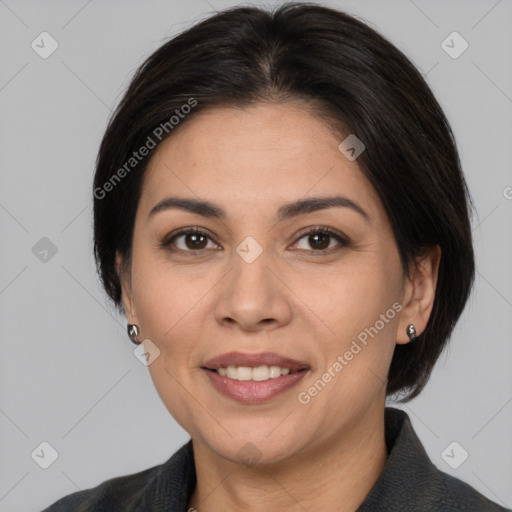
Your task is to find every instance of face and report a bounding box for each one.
[119,102,425,465]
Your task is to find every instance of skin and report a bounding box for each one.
[118,102,441,512]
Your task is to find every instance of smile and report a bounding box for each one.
[202,351,310,403]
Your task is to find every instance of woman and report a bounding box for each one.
[42,2,509,511]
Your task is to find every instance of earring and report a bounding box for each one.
[127,324,141,345]
[406,324,417,341]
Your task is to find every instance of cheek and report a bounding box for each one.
[298,257,401,339]
[296,267,401,422]
[130,243,214,344]
[129,256,213,434]
[298,257,403,400]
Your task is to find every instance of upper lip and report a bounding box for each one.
[202,351,310,372]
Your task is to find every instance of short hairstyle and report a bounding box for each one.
[93,2,475,401]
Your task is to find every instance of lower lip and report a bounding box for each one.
[203,368,308,404]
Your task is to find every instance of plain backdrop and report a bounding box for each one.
[1,1,511,510]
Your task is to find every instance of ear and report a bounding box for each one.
[115,251,138,325]
[396,244,441,345]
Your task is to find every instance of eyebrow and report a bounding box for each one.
[148,195,370,222]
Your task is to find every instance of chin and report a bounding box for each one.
[196,425,304,467]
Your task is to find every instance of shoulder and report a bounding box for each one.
[39,440,196,512]
[434,469,510,511]
[357,408,510,511]
[40,465,160,512]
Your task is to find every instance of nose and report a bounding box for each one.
[214,246,293,333]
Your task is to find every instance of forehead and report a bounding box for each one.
[139,103,383,221]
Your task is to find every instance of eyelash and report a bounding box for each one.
[160,225,350,256]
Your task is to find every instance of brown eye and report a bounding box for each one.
[294,227,349,253]
[306,232,331,250]
[162,228,218,253]
[180,232,209,250]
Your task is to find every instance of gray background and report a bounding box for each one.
[1,0,511,510]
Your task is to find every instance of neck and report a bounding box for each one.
[188,404,388,512]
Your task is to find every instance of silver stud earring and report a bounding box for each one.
[406,324,417,341]
[127,324,141,345]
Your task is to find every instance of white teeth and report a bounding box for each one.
[269,366,281,378]
[215,364,295,381]
[236,366,252,381]
[226,365,238,379]
[252,365,269,381]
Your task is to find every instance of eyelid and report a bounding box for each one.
[161,225,350,253]
[294,225,348,241]
[161,226,218,248]
[291,225,350,251]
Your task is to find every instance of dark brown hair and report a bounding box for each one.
[93,2,475,401]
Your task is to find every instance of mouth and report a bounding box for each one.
[201,352,310,403]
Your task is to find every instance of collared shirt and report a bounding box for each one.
[41,407,510,511]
